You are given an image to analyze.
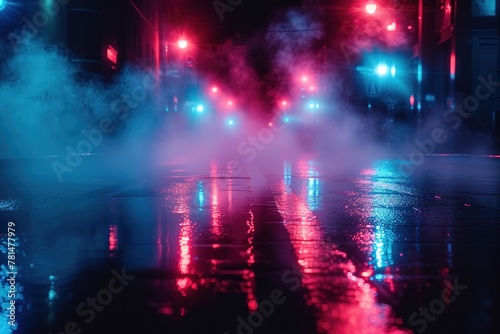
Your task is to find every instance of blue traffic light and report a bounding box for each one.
[375,63,388,77]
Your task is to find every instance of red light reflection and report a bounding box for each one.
[109,225,118,256]
[268,160,408,333]
[210,163,222,235]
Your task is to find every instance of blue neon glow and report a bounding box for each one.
[284,161,292,193]
[197,181,204,211]
[417,64,422,82]
[196,104,204,113]
[307,102,319,110]
[227,119,234,126]
[307,164,320,210]
[375,63,388,76]
[368,162,401,271]
[0,0,6,11]
[390,65,396,77]
[307,176,320,210]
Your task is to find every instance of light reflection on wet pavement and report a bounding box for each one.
[1,156,499,333]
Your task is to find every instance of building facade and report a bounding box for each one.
[416,0,500,150]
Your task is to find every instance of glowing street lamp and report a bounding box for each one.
[390,64,396,77]
[177,39,188,49]
[365,2,377,14]
[375,63,388,77]
[0,0,7,11]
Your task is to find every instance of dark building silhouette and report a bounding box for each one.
[1,0,199,113]
[416,0,500,150]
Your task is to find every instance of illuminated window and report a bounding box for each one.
[107,46,118,65]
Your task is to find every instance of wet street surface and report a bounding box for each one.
[1,154,499,334]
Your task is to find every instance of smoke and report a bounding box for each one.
[267,9,323,71]
[0,42,138,154]
[1,42,84,157]
[0,10,392,184]
[2,5,482,186]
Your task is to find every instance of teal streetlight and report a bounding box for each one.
[375,63,388,77]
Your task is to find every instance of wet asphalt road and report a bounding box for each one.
[1,153,499,334]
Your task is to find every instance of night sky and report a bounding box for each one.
[185,0,307,43]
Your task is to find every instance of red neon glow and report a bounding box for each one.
[450,52,456,79]
[361,269,373,278]
[387,22,396,31]
[281,100,288,106]
[227,100,233,106]
[210,163,222,235]
[109,225,118,252]
[409,95,415,107]
[106,46,118,64]
[270,161,405,333]
[178,39,188,49]
[248,300,258,311]
[365,3,377,14]
[301,75,309,83]
[211,86,218,93]
[244,208,256,312]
